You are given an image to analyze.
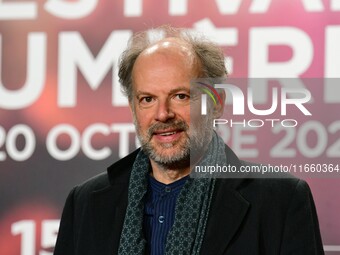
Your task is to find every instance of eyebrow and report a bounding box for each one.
[169,87,190,94]
[135,86,190,98]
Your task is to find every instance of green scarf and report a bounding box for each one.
[118,132,227,255]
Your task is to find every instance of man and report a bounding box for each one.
[54,27,324,255]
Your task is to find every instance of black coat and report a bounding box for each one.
[54,146,324,255]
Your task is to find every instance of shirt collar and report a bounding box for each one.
[148,175,189,194]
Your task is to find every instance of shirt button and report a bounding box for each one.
[158,216,165,223]
[164,187,171,192]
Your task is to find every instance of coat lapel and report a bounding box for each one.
[92,185,128,255]
[91,149,139,255]
[200,145,250,254]
[200,179,250,254]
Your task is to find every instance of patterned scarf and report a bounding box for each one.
[118,132,227,255]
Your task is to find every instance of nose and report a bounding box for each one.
[155,100,175,122]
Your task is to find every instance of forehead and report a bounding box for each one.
[131,38,201,90]
[143,38,193,55]
[132,56,192,96]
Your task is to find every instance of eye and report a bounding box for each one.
[139,96,154,105]
[175,94,189,100]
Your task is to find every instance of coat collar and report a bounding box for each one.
[107,148,140,186]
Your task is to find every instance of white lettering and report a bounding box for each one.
[233,126,258,158]
[124,0,142,17]
[215,0,242,14]
[6,125,36,161]
[331,0,340,10]
[169,0,188,15]
[46,124,80,161]
[247,87,278,115]
[215,84,244,114]
[82,123,111,160]
[249,0,271,13]
[111,123,136,158]
[44,0,98,19]
[11,221,35,255]
[58,31,131,107]
[249,27,313,78]
[0,33,46,109]
[325,26,340,102]
[0,0,37,20]
[281,88,312,116]
[193,19,238,73]
[301,0,324,12]
[40,220,60,255]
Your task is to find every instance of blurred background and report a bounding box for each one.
[0,0,339,254]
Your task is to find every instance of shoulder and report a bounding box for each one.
[71,149,140,199]
[220,145,309,202]
[71,172,110,201]
[232,161,313,210]
[215,159,313,209]
[240,160,306,191]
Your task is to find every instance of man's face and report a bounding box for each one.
[130,42,212,168]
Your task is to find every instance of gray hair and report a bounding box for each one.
[118,25,228,101]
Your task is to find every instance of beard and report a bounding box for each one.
[134,116,213,169]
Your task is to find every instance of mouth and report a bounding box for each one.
[153,129,183,142]
[156,130,179,136]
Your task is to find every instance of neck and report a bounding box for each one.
[150,160,190,184]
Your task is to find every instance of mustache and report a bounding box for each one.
[147,120,188,137]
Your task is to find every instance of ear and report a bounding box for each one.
[128,100,135,115]
[213,89,226,118]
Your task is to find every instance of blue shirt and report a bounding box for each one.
[143,175,189,255]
